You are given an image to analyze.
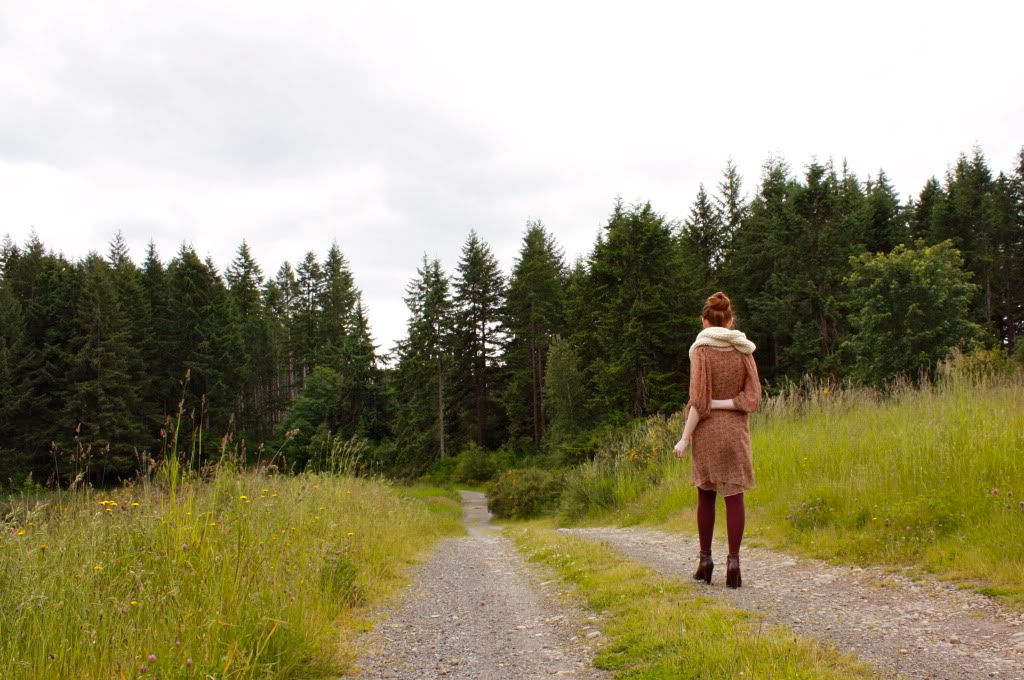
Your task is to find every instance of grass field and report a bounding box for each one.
[0,472,462,679]
[557,372,1024,607]
[512,525,875,679]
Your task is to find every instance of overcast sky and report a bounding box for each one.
[2,0,1022,352]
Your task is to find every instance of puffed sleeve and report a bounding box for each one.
[733,353,762,413]
[686,347,712,419]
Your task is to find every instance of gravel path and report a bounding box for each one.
[561,527,1024,679]
[353,492,607,679]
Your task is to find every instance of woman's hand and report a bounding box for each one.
[673,436,691,458]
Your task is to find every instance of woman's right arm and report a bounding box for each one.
[675,348,710,457]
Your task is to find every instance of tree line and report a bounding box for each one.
[1,147,1021,483]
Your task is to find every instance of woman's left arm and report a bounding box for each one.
[711,355,762,412]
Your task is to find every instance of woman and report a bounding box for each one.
[673,291,761,588]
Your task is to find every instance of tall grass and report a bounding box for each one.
[0,471,461,678]
[559,371,1024,606]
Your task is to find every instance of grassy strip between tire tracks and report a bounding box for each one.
[511,524,878,680]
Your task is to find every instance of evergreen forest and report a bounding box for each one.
[2,148,1022,485]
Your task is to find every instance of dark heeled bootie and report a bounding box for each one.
[725,554,742,588]
[693,551,714,584]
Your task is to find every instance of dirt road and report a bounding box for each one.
[354,492,606,679]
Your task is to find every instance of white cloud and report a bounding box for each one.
[1,0,1022,349]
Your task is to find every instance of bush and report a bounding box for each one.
[487,468,562,519]
[421,444,518,486]
[453,442,497,483]
[559,460,617,520]
[939,346,1022,381]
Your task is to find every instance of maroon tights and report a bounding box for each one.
[696,488,745,556]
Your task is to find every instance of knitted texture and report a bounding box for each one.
[688,327,756,361]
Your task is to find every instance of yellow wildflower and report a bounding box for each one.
[238,495,249,502]
[16,528,26,536]
[131,502,140,507]
[93,564,103,572]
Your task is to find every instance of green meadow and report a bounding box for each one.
[0,473,461,679]
[556,371,1024,607]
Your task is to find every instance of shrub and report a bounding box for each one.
[939,346,1022,381]
[559,460,616,520]
[487,468,562,519]
[453,442,497,483]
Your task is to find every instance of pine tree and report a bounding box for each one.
[589,199,698,419]
[782,161,868,377]
[716,159,748,248]
[63,254,148,481]
[561,257,598,419]
[543,335,586,441]
[140,242,178,424]
[106,234,154,438]
[935,150,998,334]
[391,257,455,468]
[294,251,324,382]
[720,159,791,381]
[502,221,567,452]
[0,276,25,470]
[0,235,16,275]
[268,262,300,413]
[165,245,230,440]
[681,184,727,284]
[203,255,242,435]
[723,160,869,381]
[337,300,384,439]
[992,154,1024,351]
[908,177,944,242]
[863,170,905,253]
[4,237,80,472]
[317,243,357,364]
[1006,148,1024,349]
[452,231,507,447]
[226,241,270,439]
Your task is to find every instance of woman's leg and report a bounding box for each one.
[696,487,717,554]
[723,492,745,555]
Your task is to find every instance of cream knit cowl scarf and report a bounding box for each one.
[688,327,756,361]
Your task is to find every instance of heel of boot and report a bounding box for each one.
[725,554,741,589]
[693,552,714,584]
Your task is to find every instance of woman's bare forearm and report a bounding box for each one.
[682,405,701,440]
[711,398,737,410]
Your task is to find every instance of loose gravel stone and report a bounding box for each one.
[353,492,606,679]
[561,527,1024,680]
